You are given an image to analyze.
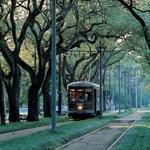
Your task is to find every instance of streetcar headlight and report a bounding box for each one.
[77,105,83,110]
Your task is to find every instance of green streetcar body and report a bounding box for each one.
[67,81,100,118]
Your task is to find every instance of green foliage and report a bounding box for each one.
[1,0,150,124]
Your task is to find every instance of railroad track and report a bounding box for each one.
[106,119,138,150]
[55,111,143,150]
[55,122,114,150]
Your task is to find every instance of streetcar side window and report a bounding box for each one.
[85,89,92,102]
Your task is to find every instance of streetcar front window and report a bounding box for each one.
[69,88,93,102]
[76,89,84,102]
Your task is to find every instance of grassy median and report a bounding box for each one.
[112,112,150,150]
[0,111,133,150]
[0,115,69,134]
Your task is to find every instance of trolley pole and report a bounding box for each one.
[51,0,56,131]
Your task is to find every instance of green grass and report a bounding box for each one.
[105,110,133,118]
[0,111,133,134]
[0,111,133,150]
[0,115,69,134]
[112,112,150,150]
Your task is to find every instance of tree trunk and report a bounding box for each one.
[27,69,45,121]
[9,79,20,122]
[27,84,39,121]
[0,76,6,125]
[42,85,51,117]
[4,67,21,122]
[42,67,51,117]
[62,55,68,90]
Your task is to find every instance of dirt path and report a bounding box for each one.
[56,111,143,150]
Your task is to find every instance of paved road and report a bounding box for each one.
[56,112,143,150]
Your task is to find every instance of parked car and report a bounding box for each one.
[19,107,28,120]
[56,106,68,115]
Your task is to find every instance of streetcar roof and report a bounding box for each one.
[67,81,99,89]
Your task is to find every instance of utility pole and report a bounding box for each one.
[135,82,138,108]
[99,46,103,117]
[130,68,135,108]
[134,69,138,108]
[140,84,143,107]
[117,62,121,113]
[122,69,128,112]
[96,44,105,117]
[113,67,117,111]
[108,68,111,111]
[127,69,131,110]
[124,71,127,112]
[51,0,56,131]
[58,54,62,115]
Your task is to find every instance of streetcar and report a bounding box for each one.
[67,81,100,118]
